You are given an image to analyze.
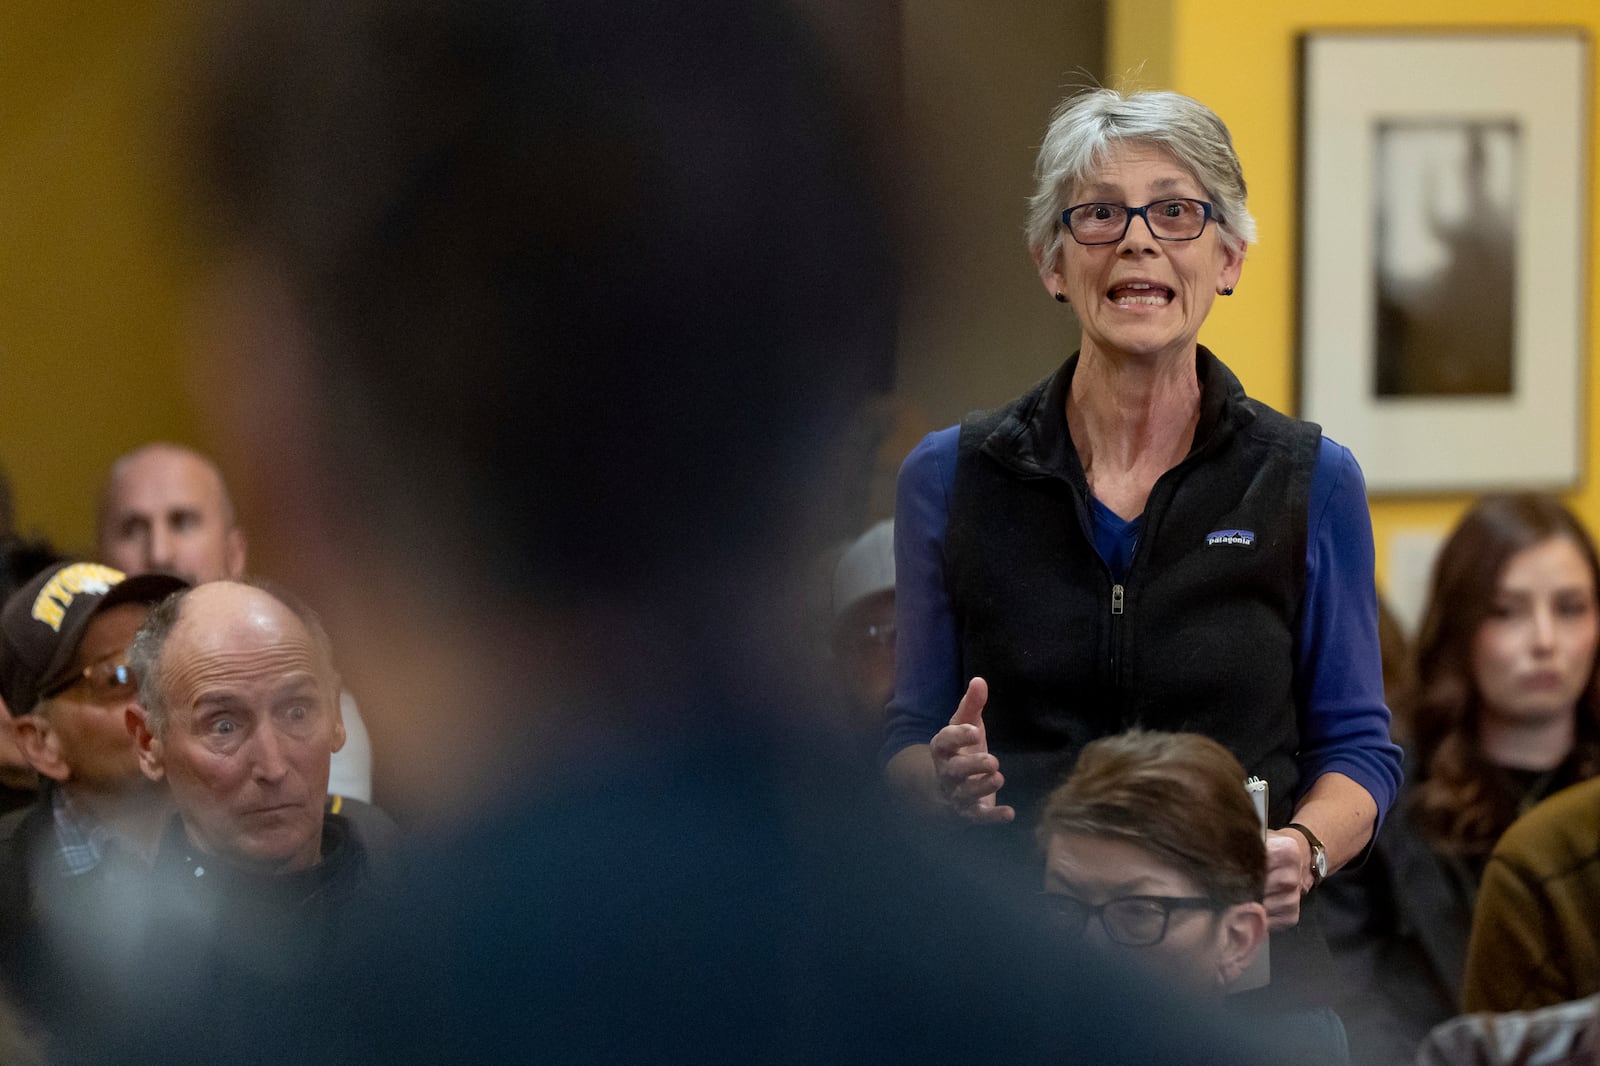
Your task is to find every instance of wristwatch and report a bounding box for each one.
[1286,822,1327,888]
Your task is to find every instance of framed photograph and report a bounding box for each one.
[1298,32,1589,493]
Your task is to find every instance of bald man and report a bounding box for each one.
[97,443,373,802]
[97,444,246,587]
[125,580,398,1001]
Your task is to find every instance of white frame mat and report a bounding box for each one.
[1299,32,1588,492]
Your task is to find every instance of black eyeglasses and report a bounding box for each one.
[1060,198,1215,246]
[1041,892,1224,947]
[47,651,137,704]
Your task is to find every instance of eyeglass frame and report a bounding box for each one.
[832,620,896,661]
[1040,891,1227,947]
[43,650,137,704]
[1060,198,1216,247]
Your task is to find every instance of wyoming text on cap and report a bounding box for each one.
[0,562,186,716]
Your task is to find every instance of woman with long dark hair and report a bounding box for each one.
[1323,493,1600,1064]
[1410,497,1600,853]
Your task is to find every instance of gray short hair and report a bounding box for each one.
[129,587,190,738]
[1026,88,1255,270]
[129,579,335,738]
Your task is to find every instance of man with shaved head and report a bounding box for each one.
[97,444,246,587]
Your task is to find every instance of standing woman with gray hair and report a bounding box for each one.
[882,87,1402,989]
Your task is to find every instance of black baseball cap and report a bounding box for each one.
[0,561,186,716]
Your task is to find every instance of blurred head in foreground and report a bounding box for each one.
[183,0,892,818]
[148,8,1294,1066]
[1039,730,1267,995]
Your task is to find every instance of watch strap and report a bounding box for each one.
[1285,822,1326,887]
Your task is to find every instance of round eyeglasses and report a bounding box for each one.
[1041,892,1224,947]
[1061,198,1215,246]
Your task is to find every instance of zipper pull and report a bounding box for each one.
[1111,584,1124,616]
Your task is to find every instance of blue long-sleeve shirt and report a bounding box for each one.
[882,425,1403,828]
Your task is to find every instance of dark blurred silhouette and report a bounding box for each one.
[117,3,1278,1063]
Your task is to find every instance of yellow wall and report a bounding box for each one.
[9,2,1593,581]
[1109,0,1600,596]
[0,2,202,555]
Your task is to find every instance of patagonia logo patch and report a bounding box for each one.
[1206,529,1255,548]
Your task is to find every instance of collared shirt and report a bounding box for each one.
[49,786,122,877]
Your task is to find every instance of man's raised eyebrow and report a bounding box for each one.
[270,672,324,696]
[193,691,248,713]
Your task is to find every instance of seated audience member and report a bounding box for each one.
[1376,595,1416,713]
[125,580,399,984]
[98,442,374,802]
[831,518,896,754]
[0,533,63,612]
[1459,774,1600,1013]
[97,443,245,586]
[1417,993,1600,1066]
[1321,494,1600,1062]
[0,501,64,814]
[0,704,34,815]
[0,562,184,1047]
[1040,730,1350,1063]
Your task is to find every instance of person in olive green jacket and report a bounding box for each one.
[1462,776,1600,1012]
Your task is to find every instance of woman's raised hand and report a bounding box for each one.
[929,677,1015,824]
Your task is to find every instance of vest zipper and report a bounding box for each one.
[1109,583,1125,699]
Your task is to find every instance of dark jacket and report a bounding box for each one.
[1320,791,1477,1065]
[947,346,1320,828]
[1322,756,1591,1063]
[0,790,150,1053]
[142,801,399,981]
[1463,777,1600,1013]
[102,799,404,1065]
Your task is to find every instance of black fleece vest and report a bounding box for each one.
[947,348,1320,831]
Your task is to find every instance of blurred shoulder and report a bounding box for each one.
[326,794,405,883]
[1492,777,1600,874]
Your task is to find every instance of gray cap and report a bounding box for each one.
[832,519,894,620]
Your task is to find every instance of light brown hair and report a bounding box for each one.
[1038,730,1263,905]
